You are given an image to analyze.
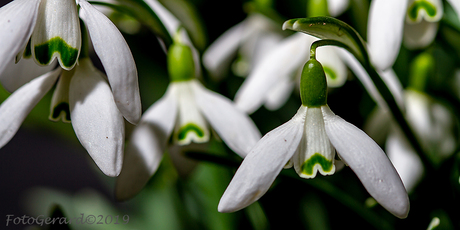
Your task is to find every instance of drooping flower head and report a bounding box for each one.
[219,53,409,218]
[0,1,141,176]
[115,31,262,200]
[0,0,141,124]
[367,0,444,70]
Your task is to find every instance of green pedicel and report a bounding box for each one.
[34,37,79,68]
[301,153,334,176]
[177,123,205,141]
[300,59,328,107]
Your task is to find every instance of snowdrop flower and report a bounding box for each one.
[367,0,443,70]
[235,32,347,114]
[233,0,351,114]
[0,57,125,177]
[203,13,283,79]
[115,38,261,200]
[366,88,456,192]
[0,0,140,124]
[219,58,409,218]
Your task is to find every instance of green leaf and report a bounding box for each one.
[282,17,369,66]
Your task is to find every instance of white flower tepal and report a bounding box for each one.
[219,58,409,219]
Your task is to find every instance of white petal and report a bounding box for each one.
[378,68,404,108]
[49,68,72,122]
[322,105,409,218]
[243,31,283,75]
[0,58,56,92]
[203,20,246,79]
[0,68,60,148]
[405,89,432,142]
[144,0,180,36]
[69,59,125,177]
[447,0,460,19]
[367,0,408,70]
[218,106,306,213]
[386,130,424,193]
[264,74,295,111]
[192,80,261,157]
[337,49,388,110]
[0,0,40,75]
[79,0,141,125]
[403,20,438,49]
[316,46,347,88]
[294,107,335,178]
[171,81,210,145]
[327,0,349,17]
[234,33,315,114]
[116,87,177,200]
[31,0,81,70]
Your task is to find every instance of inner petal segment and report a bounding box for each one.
[295,107,336,178]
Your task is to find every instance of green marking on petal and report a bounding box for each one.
[323,66,337,80]
[24,39,32,59]
[34,37,79,68]
[50,102,71,123]
[177,123,205,141]
[301,153,334,176]
[407,0,437,21]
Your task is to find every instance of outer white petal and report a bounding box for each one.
[144,0,179,36]
[403,20,438,49]
[0,68,61,148]
[192,80,262,157]
[69,59,125,177]
[78,0,141,125]
[367,0,408,70]
[379,68,404,108]
[316,46,347,88]
[235,33,314,114]
[322,105,409,218]
[203,20,246,78]
[264,74,295,111]
[0,0,40,75]
[218,106,306,213]
[116,87,177,200]
[447,0,460,19]
[386,130,423,193]
[338,49,387,110]
[327,0,349,17]
[0,58,56,92]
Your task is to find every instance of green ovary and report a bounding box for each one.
[34,37,79,68]
[301,153,334,176]
[407,0,437,21]
[177,123,205,141]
